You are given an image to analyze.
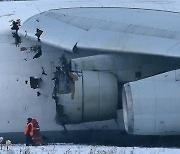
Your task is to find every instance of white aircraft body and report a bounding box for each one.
[1,0,180,144]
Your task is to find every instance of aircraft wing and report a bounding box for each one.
[77,28,180,58]
[19,7,180,58]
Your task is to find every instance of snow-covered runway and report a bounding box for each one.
[0,144,180,154]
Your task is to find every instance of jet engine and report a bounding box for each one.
[123,78,180,135]
[54,71,118,124]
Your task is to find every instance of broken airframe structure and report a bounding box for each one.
[18,8,118,129]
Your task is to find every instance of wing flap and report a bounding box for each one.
[77,28,180,58]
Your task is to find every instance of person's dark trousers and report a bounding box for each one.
[26,135,33,146]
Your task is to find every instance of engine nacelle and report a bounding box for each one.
[56,71,118,124]
[123,79,180,135]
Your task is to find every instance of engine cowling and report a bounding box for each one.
[122,79,180,135]
[56,71,118,124]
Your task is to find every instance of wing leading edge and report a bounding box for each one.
[19,7,180,58]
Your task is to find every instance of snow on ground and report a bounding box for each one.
[0,144,180,154]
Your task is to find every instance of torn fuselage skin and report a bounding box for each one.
[30,77,42,89]
[52,55,76,128]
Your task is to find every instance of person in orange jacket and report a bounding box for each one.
[24,118,33,146]
[31,119,41,146]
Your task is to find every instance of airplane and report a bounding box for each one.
[1,0,180,145]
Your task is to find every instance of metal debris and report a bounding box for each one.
[37,91,41,97]
[25,30,27,38]
[30,45,41,52]
[20,47,28,51]
[12,32,21,47]
[35,28,43,42]
[41,66,47,75]
[10,19,21,34]
[33,45,42,59]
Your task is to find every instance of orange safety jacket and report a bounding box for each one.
[31,124,40,137]
[30,127,34,137]
[24,122,33,136]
